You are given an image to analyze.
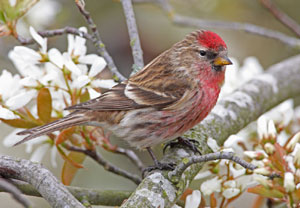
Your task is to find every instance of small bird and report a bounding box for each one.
[16,30,232,168]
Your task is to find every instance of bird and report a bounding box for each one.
[16,30,232,169]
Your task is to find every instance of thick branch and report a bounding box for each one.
[260,0,300,37]
[121,55,300,207]
[0,155,84,208]
[121,0,144,72]
[0,180,131,206]
[75,1,126,81]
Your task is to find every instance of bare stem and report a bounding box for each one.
[65,145,142,184]
[121,0,144,73]
[0,178,31,208]
[134,0,300,49]
[115,147,145,171]
[75,1,126,81]
[16,26,93,45]
[169,152,256,182]
[260,0,300,37]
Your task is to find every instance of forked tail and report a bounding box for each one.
[15,112,88,146]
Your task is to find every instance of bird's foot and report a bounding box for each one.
[163,136,201,155]
[142,162,175,178]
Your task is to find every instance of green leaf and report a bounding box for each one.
[0,0,39,22]
[248,185,285,198]
[1,118,38,128]
[79,89,90,103]
[61,151,86,185]
[37,88,52,123]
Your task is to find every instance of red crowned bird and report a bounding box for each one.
[16,30,232,168]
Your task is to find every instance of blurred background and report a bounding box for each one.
[0,0,299,207]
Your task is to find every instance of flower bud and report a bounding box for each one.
[264,143,275,155]
[257,116,268,140]
[253,175,272,188]
[222,188,240,199]
[284,172,295,193]
[267,120,277,141]
[254,168,270,176]
[286,132,300,152]
[244,151,265,160]
[185,190,201,208]
[293,148,300,168]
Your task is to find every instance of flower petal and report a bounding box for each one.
[30,143,50,163]
[91,79,117,89]
[6,90,36,110]
[49,48,64,68]
[71,75,90,89]
[29,26,47,53]
[89,57,107,77]
[185,190,201,208]
[0,106,19,119]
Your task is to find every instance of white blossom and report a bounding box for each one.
[222,188,240,199]
[91,79,118,89]
[200,176,222,195]
[6,90,36,110]
[284,172,295,192]
[88,57,107,77]
[264,143,275,155]
[207,137,220,152]
[254,167,270,176]
[30,143,50,163]
[257,116,268,139]
[0,70,22,101]
[0,106,19,119]
[29,27,47,53]
[185,190,201,208]
[287,132,300,151]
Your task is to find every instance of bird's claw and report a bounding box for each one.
[163,137,201,155]
[142,162,176,178]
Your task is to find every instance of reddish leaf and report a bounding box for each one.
[57,145,84,169]
[61,151,86,185]
[180,188,193,201]
[248,185,284,199]
[79,89,90,103]
[252,196,265,208]
[56,127,76,145]
[1,118,38,128]
[210,193,217,208]
[37,88,52,123]
[269,143,288,172]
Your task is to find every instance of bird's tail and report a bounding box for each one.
[15,112,89,146]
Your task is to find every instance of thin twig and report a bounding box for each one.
[260,0,300,37]
[16,26,93,45]
[172,15,300,48]
[0,179,132,206]
[121,0,144,73]
[169,152,256,182]
[134,0,300,48]
[115,147,145,171]
[75,1,126,81]
[0,178,31,208]
[65,144,142,184]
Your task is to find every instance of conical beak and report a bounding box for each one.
[213,56,232,66]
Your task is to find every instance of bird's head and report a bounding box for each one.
[172,30,232,85]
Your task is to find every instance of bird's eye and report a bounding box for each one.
[199,50,206,56]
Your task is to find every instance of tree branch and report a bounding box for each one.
[0,178,31,208]
[0,155,84,208]
[134,0,300,49]
[65,145,142,184]
[121,0,144,73]
[75,1,126,81]
[0,179,132,206]
[15,26,93,45]
[114,147,145,171]
[260,0,300,37]
[168,152,256,183]
[121,54,300,207]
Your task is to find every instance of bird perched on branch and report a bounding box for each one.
[16,30,232,169]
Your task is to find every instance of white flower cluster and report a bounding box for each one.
[0,26,117,166]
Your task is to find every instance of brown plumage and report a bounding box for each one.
[16,30,232,149]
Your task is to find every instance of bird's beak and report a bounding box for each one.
[213,56,232,66]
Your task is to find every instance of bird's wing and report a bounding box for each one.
[66,57,193,111]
